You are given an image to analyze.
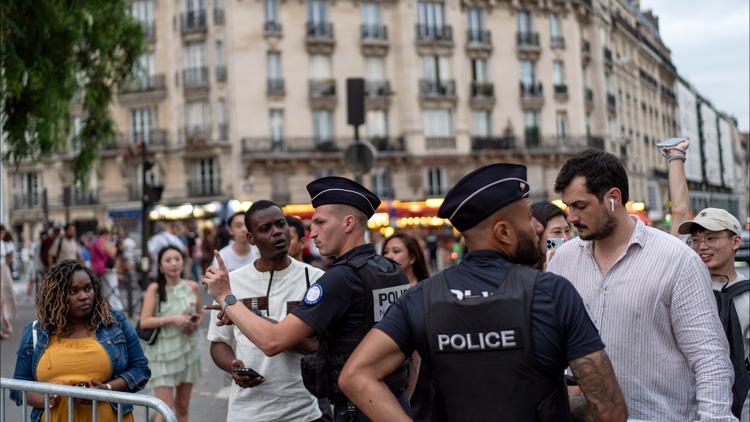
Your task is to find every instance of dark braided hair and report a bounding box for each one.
[36,259,114,336]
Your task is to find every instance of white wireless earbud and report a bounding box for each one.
[610,198,615,212]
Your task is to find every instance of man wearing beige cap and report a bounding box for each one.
[679,208,749,420]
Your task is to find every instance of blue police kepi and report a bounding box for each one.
[291,176,413,421]
[338,163,623,422]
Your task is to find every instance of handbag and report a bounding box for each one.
[135,298,161,345]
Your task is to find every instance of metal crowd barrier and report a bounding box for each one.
[0,377,177,422]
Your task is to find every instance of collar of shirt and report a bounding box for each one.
[330,243,375,265]
[577,215,647,256]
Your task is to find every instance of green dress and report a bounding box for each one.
[144,281,201,388]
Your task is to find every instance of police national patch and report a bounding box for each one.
[303,284,324,305]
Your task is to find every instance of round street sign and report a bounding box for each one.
[343,140,376,175]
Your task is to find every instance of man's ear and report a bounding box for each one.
[246,232,256,246]
[343,214,355,234]
[492,220,513,246]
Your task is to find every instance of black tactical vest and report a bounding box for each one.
[424,265,571,421]
[323,253,411,404]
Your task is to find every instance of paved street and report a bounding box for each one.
[1,276,229,421]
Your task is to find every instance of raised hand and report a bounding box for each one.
[230,359,265,388]
[202,250,232,302]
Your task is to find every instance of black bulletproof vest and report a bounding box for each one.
[424,265,571,422]
[323,253,411,404]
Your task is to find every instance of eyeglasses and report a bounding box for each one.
[688,235,734,248]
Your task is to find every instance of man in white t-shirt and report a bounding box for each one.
[211,212,258,272]
[679,208,749,420]
[207,201,324,422]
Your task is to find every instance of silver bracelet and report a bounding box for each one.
[667,155,686,162]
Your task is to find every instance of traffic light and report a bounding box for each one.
[145,185,163,204]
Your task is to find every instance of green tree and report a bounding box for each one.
[1,0,145,183]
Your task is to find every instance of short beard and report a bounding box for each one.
[515,231,541,266]
[579,212,617,241]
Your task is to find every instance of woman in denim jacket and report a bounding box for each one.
[11,259,150,422]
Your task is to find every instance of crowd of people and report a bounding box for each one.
[3,141,748,422]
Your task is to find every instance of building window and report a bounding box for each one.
[307,0,327,24]
[314,168,336,179]
[553,60,564,85]
[422,55,451,81]
[217,98,227,140]
[267,51,281,80]
[425,166,447,197]
[135,53,155,85]
[517,10,531,33]
[313,110,333,144]
[423,109,453,138]
[472,110,491,137]
[310,54,332,79]
[271,171,290,204]
[15,172,39,209]
[556,111,568,139]
[264,0,279,24]
[467,7,483,33]
[520,60,535,85]
[131,0,154,23]
[215,40,225,79]
[364,56,385,81]
[130,107,155,144]
[366,110,388,138]
[549,13,561,40]
[185,101,210,139]
[193,158,219,196]
[269,109,284,145]
[361,2,381,26]
[471,58,488,82]
[371,167,393,199]
[184,42,207,85]
[523,110,540,145]
[417,1,445,29]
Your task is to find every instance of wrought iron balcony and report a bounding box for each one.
[466,29,492,55]
[130,129,167,146]
[180,10,207,34]
[524,127,541,148]
[361,24,387,41]
[72,189,99,206]
[416,24,453,45]
[582,40,591,63]
[187,180,221,197]
[365,80,392,97]
[419,79,456,98]
[470,81,495,108]
[183,67,209,88]
[607,93,617,113]
[554,84,568,101]
[471,136,515,151]
[267,78,285,96]
[142,21,156,42]
[585,88,594,110]
[216,65,227,82]
[12,193,40,210]
[516,31,540,47]
[121,74,166,93]
[308,79,336,98]
[306,22,335,53]
[214,8,225,25]
[520,81,544,109]
[550,35,565,48]
[264,21,282,36]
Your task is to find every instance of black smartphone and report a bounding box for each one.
[233,367,263,378]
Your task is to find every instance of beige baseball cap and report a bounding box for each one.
[677,208,742,235]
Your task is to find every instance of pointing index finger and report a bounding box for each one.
[214,250,227,272]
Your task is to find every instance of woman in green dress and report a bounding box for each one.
[139,245,202,422]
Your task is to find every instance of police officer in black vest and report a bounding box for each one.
[339,163,628,422]
[203,176,411,421]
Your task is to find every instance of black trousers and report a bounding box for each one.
[332,391,411,422]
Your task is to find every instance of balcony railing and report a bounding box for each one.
[12,193,40,209]
[471,136,515,151]
[180,10,207,33]
[604,47,613,65]
[308,79,336,98]
[187,180,221,197]
[365,80,391,97]
[471,81,494,98]
[121,74,166,93]
[467,29,491,44]
[607,93,617,109]
[554,84,568,95]
[520,81,543,98]
[416,24,453,43]
[214,8,225,25]
[242,137,405,155]
[361,24,387,41]
[218,123,229,140]
[72,189,99,206]
[216,66,227,82]
[306,22,334,39]
[516,31,540,47]
[267,78,285,95]
[264,21,282,35]
[425,137,456,150]
[419,79,456,98]
[141,21,156,42]
[184,126,212,145]
[550,35,565,48]
[183,67,209,88]
[130,129,167,146]
[524,127,541,148]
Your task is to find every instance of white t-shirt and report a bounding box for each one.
[211,243,258,272]
[207,258,324,422]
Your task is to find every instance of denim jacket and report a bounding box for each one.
[11,310,151,422]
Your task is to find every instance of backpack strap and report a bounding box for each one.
[722,279,750,298]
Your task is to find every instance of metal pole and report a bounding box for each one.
[140,143,150,291]
[353,125,363,185]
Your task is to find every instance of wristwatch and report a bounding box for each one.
[222,294,237,310]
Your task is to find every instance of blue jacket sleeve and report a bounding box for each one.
[10,323,36,406]
[112,311,151,392]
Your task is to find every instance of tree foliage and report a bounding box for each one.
[1,0,145,183]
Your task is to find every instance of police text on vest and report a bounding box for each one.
[435,330,522,352]
[371,284,410,322]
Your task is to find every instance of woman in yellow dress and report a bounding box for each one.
[11,259,151,422]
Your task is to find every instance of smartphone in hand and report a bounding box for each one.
[233,367,263,379]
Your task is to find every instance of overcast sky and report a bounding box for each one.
[640,0,749,131]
